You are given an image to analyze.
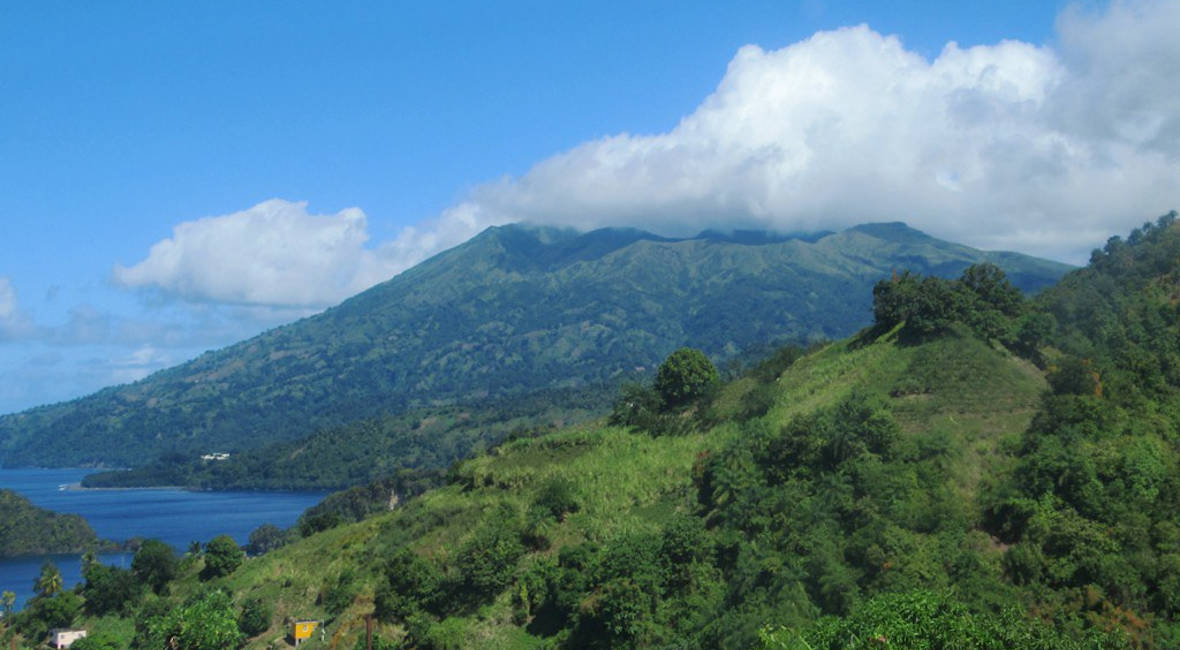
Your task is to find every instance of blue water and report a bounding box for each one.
[0,468,326,610]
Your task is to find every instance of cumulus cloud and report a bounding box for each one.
[114,198,497,308]
[113,199,407,307]
[116,1,1180,309]
[434,0,1180,263]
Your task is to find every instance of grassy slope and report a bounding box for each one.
[80,327,1047,648]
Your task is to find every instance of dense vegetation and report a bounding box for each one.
[0,490,118,557]
[0,222,1068,470]
[17,217,1180,649]
[81,386,610,490]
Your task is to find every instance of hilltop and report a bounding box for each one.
[0,222,1068,471]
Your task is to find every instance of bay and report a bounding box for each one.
[0,467,326,611]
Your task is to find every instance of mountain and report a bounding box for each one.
[0,222,1071,468]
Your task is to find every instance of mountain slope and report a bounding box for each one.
[0,222,1070,467]
[71,321,1082,649]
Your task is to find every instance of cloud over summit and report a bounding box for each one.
[464,2,1180,260]
[120,1,1180,307]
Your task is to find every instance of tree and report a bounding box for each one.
[81,550,98,574]
[20,590,82,641]
[654,348,719,409]
[67,631,124,650]
[608,382,662,427]
[133,539,178,594]
[246,523,287,555]
[141,589,245,650]
[35,561,63,598]
[201,535,244,580]
[82,563,140,616]
[1,590,14,619]
[959,263,1023,317]
[872,271,920,328]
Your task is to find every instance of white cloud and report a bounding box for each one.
[113,199,407,307]
[115,1,1180,310]
[114,198,498,308]
[430,0,1180,263]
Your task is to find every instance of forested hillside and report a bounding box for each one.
[81,386,612,491]
[0,490,112,557]
[10,216,1180,649]
[0,222,1068,470]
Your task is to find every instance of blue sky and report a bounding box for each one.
[2,0,1177,414]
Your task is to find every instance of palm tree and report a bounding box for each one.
[1,590,15,618]
[81,549,98,574]
[35,561,63,598]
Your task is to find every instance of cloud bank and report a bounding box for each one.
[463,0,1179,259]
[120,0,1180,307]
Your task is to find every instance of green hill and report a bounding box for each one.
[0,489,110,557]
[0,223,1069,470]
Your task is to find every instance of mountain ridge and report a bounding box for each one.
[0,222,1071,468]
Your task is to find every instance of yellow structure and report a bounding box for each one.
[293,620,319,645]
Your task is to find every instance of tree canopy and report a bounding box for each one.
[654,347,719,408]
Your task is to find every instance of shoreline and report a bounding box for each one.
[60,482,188,492]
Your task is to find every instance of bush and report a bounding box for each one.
[456,515,525,602]
[140,589,245,650]
[237,596,271,637]
[376,547,446,620]
[298,511,343,537]
[246,523,288,555]
[320,569,358,616]
[533,477,579,520]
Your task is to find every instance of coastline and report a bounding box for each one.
[59,482,188,492]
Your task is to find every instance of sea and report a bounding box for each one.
[0,467,326,611]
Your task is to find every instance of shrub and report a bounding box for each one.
[237,596,271,637]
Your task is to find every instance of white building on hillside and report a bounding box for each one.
[48,629,87,649]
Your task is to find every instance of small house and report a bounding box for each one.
[293,620,320,646]
[48,629,87,649]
